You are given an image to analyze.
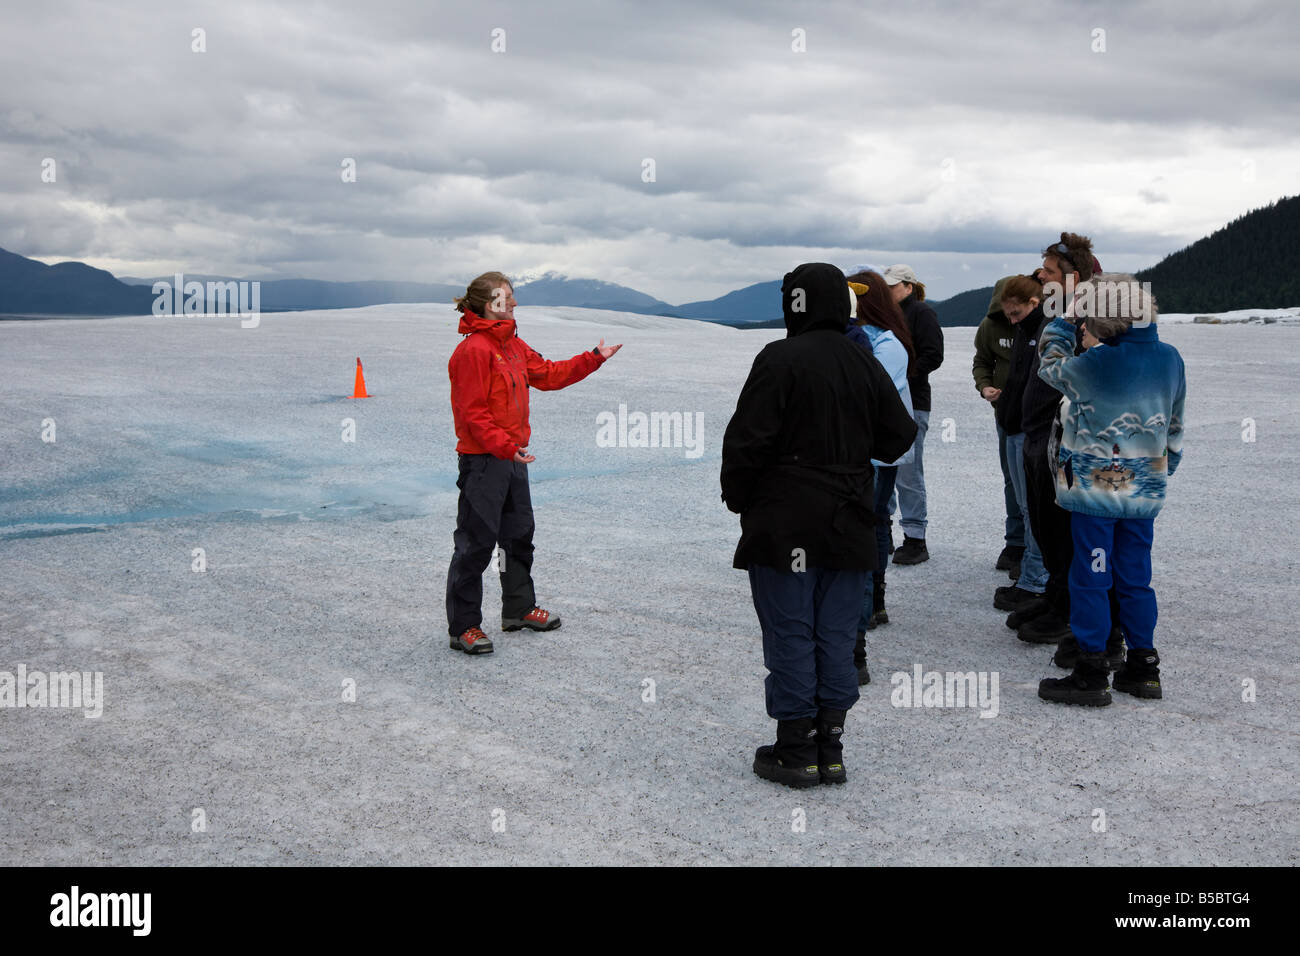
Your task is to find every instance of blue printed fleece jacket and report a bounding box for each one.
[1036,317,1186,519]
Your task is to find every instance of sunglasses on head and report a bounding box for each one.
[1049,241,1079,272]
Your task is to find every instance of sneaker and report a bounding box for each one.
[892,536,929,565]
[1006,597,1051,630]
[994,585,1041,612]
[996,545,1025,571]
[1112,647,1162,699]
[1038,654,1112,706]
[450,626,494,655]
[501,607,561,632]
[1018,614,1070,644]
[753,718,821,789]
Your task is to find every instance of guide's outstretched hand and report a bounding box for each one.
[597,338,623,360]
[513,448,536,464]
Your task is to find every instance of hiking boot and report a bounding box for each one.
[892,536,929,565]
[450,626,494,655]
[815,708,847,785]
[994,584,1041,612]
[1053,632,1079,668]
[753,717,821,789]
[1006,596,1051,630]
[854,631,870,686]
[1104,627,1126,671]
[1112,647,1162,699]
[501,606,561,632]
[1018,613,1070,644]
[1038,653,1112,706]
[996,544,1025,571]
[1008,559,1022,581]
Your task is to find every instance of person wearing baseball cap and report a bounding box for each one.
[882,265,944,564]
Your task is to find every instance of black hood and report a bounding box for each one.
[782,262,849,337]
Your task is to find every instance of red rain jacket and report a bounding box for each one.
[448,309,605,459]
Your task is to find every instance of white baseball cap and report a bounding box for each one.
[882,264,919,286]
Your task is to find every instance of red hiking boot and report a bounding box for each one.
[450,626,494,655]
[501,607,561,632]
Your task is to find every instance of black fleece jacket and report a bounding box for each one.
[900,294,943,412]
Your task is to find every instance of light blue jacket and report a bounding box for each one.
[848,324,915,467]
[1036,318,1185,519]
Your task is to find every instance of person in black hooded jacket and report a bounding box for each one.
[721,262,916,789]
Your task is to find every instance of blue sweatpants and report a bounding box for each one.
[1068,513,1158,654]
[748,564,867,720]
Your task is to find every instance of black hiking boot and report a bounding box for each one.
[1038,652,1112,706]
[996,544,1025,571]
[815,708,847,785]
[1006,596,1051,630]
[753,717,821,789]
[1009,559,1021,581]
[995,584,1041,612]
[892,536,929,565]
[1018,612,1070,644]
[1112,647,1162,699]
[853,631,870,686]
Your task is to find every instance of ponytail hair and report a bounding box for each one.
[455,271,513,316]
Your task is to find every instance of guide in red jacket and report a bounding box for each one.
[445,271,622,655]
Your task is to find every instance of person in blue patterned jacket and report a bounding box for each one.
[1033,273,1186,706]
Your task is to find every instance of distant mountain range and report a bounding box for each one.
[4,195,1295,323]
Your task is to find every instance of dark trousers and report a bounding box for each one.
[997,422,1026,548]
[859,464,898,631]
[1022,440,1074,619]
[446,453,537,636]
[749,564,867,720]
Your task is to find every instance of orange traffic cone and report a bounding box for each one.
[351,357,369,398]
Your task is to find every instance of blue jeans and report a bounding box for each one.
[860,465,898,631]
[997,422,1026,548]
[1068,513,1157,654]
[892,410,929,538]
[1004,432,1048,593]
[749,564,867,720]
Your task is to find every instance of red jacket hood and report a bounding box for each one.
[457,308,516,342]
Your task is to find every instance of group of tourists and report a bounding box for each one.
[438,236,1186,791]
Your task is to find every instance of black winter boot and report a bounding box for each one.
[870,579,888,627]
[1018,613,1071,644]
[1006,596,1051,630]
[1053,632,1079,669]
[853,631,870,685]
[753,718,821,788]
[995,584,1041,611]
[1104,627,1126,671]
[1112,647,1162,699]
[1038,652,1112,706]
[815,708,847,785]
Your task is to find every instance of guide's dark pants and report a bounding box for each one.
[446,453,537,636]
[1022,439,1074,620]
[749,564,867,721]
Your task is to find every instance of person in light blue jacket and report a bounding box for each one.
[1034,274,1186,706]
[845,271,917,685]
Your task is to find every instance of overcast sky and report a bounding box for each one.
[2,0,1297,303]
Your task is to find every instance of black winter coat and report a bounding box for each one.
[721,263,918,571]
[900,294,944,412]
[1021,309,1083,448]
[995,303,1045,437]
